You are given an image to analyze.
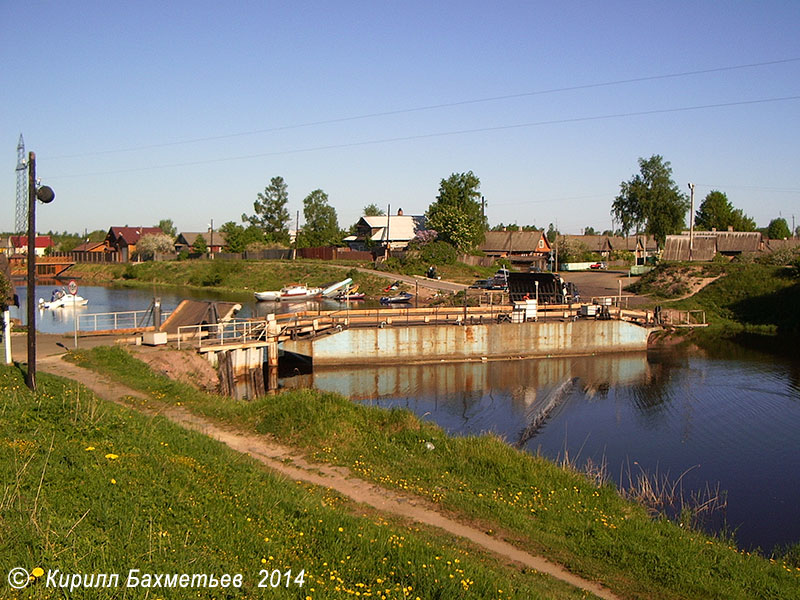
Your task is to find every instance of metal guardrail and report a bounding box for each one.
[78,310,172,332]
[177,318,274,350]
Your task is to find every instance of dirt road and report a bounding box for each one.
[38,352,620,600]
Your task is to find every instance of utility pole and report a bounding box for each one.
[688,183,695,262]
[294,210,299,260]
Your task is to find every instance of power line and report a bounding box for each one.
[45,57,800,160]
[47,95,800,180]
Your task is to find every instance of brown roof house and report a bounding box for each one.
[175,231,227,255]
[663,229,764,262]
[105,227,163,262]
[481,230,552,269]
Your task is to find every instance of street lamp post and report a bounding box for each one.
[24,151,55,391]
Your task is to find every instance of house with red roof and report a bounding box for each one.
[9,235,55,257]
[105,226,163,262]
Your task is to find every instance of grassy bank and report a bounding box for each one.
[628,262,800,334]
[65,346,800,599]
[0,364,589,600]
[66,259,390,297]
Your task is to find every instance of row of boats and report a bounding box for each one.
[254,278,414,304]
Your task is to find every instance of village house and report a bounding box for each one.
[662,228,764,261]
[105,226,163,262]
[480,230,552,269]
[607,234,658,264]
[174,231,227,254]
[9,235,55,256]
[345,209,426,251]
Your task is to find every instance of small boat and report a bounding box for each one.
[39,288,88,309]
[279,284,322,301]
[333,283,365,301]
[380,291,413,304]
[254,290,281,302]
[321,277,353,298]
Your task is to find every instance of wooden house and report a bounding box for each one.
[175,231,227,254]
[481,230,551,269]
[105,227,163,262]
[345,210,427,251]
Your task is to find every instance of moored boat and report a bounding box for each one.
[279,284,322,301]
[39,288,89,309]
[380,291,413,304]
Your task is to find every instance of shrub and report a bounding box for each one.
[419,241,458,265]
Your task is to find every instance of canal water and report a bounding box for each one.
[14,284,800,553]
[284,338,800,554]
[12,284,366,334]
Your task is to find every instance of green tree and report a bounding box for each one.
[546,223,559,243]
[156,219,177,238]
[219,222,266,253]
[584,226,597,235]
[363,203,385,217]
[767,217,791,240]
[244,176,291,245]
[611,155,688,247]
[425,171,486,251]
[192,234,208,254]
[297,189,341,248]
[695,191,755,231]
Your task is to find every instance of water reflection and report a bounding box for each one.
[284,346,800,552]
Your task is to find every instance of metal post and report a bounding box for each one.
[25,152,37,390]
[3,309,11,365]
[688,183,695,261]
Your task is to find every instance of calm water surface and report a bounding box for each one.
[12,284,364,334]
[285,339,800,552]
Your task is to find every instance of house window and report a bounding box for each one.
[538,239,544,248]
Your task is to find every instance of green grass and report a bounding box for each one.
[0,363,592,600]
[67,260,390,297]
[67,346,800,600]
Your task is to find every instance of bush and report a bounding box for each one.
[419,241,458,265]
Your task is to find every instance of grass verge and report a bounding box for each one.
[67,346,800,600]
[0,363,590,600]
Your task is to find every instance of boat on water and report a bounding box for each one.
[277,284,322,302]
[254,290,281,302]
[334,283,365,301]
[39,288,89,309]
[380,291,414,304]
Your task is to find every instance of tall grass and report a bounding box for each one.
[67,347,800,599]
[0,364,589,599]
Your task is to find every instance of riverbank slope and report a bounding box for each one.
[14,345,796,599]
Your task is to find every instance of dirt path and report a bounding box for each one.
[39,354,620,600]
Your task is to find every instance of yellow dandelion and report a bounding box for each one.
[110,479,117,484]
[32,568,44,578]
[105,453,119,460]
[85,446,95,451]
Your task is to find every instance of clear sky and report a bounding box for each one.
[2,1,799,236]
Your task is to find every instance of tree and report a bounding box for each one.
[695,191,755,231]
[611,155,688,247]
[363,203,385,217]
[767,217,791,240]
[584,226,597,235]
[244,176,291,245]
[156,219,177,238]
[297,189,341,248]
[546,223,559,243]
[425,171,486,251]
[219,221,266,253]
[137,233,175,260]
[192,234,208,254]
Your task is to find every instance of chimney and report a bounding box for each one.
[728,226,734,232]
[397,208,403,216]
[711,227,717,232]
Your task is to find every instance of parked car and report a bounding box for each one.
[590,262,607,270]
[469,279,491,289]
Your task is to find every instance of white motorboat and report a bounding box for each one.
[254,290,281,302]
[39,288,89,309]
[278,284,322,301]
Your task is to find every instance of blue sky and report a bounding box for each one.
[2,1,799,236]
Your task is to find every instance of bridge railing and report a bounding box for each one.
[176,318,274,350]
[78,310,172,332]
